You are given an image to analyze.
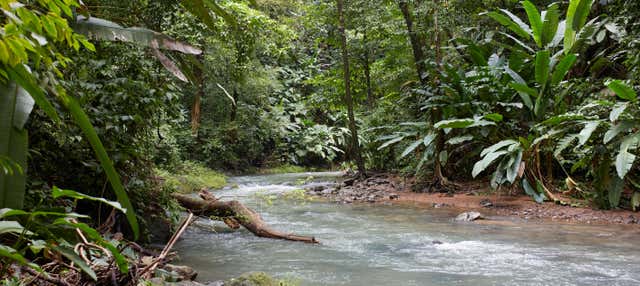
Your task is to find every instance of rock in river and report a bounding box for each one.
[455,211,484,222]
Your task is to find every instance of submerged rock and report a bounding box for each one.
[225,272,294,286]
[455,211,484,222]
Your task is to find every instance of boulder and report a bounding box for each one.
[455,211,484,222]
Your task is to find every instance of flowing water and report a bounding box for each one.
[174,172,640,285]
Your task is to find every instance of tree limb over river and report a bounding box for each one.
[173,191,319,243]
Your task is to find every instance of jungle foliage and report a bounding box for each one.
[1,0,640,283]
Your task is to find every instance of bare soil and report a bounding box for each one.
[306,173,640,225]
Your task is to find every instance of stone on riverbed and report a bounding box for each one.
[455,211,484,222]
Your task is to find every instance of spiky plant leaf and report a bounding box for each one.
[522,1,543,47]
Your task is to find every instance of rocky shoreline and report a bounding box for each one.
[305,174,640,225]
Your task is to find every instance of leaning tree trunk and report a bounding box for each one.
[173,191,318,243]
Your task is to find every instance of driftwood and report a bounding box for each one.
[173,191,319,243]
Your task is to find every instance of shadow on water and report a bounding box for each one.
[174,172,640,286]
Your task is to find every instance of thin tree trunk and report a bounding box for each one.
[398,1,427,85]
[363,38,374,107]
[191,55,204,135]
[230,88,238,122]
[338,0,366,175]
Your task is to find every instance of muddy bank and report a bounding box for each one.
[305,174,640,225]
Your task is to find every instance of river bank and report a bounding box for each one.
[305,173,640,225]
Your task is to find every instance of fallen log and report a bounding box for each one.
[173,191,319,243]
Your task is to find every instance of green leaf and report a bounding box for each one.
[487,11,531,40]
[609,102,629,122]
[608,175,624,208]
[54,88,139,239]
[434,118,474,129]
[522,178,545,203]
[481,140,519,157]
[541,113,585,126]
[0,221,25,235]
[554,134,578,157]
[53,245,97,280]
[446,135,474,145]
[509,82,536,110]
[606,80,637,102]
[0,81,28,209]
[506,150,523,184]
[52,187,126,214]
[522,1,543,47]
[400,139,423,159]
[551,54,577,85]
[604,121,634,144]
[565,0,594,54]
[54,219,128,273]
[473,150,509,178]
[541,3,560,47]
[577,121,600,147]
[423,134,437,147]
[7,66,60,124]
[571,0,594,31]
[377,136,404,150]
[73,16,202,55]
[0,244,41,271]
[615,133,640,179]
[535,50,550,85]
[483,113,504,122]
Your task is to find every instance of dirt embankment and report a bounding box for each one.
[305,174,640,225]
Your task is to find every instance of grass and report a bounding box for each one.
[257,164,316,174]
[156,161,226,193]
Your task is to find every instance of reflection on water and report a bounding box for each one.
[174,173,640,286]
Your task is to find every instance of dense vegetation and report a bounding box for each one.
[1,0,639,284]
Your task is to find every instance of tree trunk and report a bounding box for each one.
[338,0,366,175]
[432,1,448,186]
[363,36,374,107]
[399,1,427,85]
[174,191,319,243]
[191,55,205,135]
[230,88,238,122]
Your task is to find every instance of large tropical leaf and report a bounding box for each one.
[472,150,509,178]
[604,121,634,144]
[522,1,543,47]
[541,3,560,47]
[576,121,600,147]
[534,50,550,86]
[550,54,577,85]
[0,81,30,209]
[72,16,202,55]
[615,133,639,179]
[54,87,139,239]
[565,0,594,54]
[486,11,531,40]
[400,139,423,159]
[522,178,546,203]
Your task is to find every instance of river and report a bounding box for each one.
[174,172,640,285]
